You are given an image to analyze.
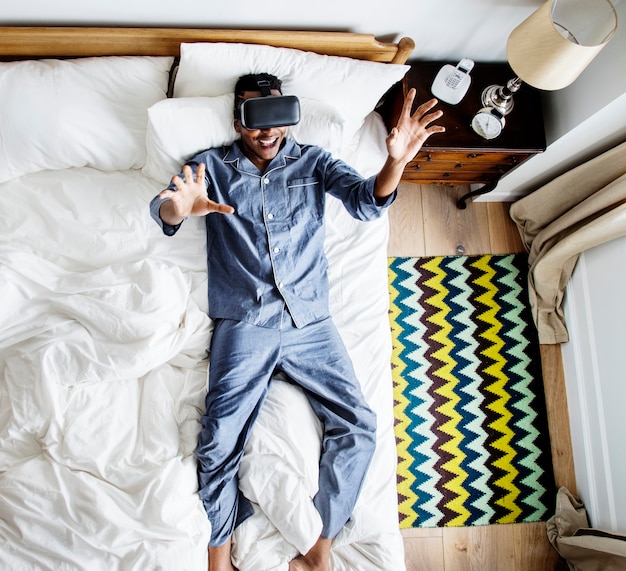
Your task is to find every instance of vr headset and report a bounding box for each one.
[235,79,300,130]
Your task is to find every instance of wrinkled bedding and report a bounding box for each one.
[0,114,404,570]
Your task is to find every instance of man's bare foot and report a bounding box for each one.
[208,538,238,571]
[288,536,332,571]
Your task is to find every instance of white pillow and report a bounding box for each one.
[290,98,345,155]
[173,42,407,143]
[0,56,173,183]
[143,95,237,184]
[142,95,345,184]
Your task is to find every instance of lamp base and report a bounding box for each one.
[481,76,523,116]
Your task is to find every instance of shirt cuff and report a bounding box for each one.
[149,195,185,236]
[375,189,397,207]
[162,220,183,236]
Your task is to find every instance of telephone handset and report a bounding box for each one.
[430,58,474,105]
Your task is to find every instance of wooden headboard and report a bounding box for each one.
[0,27,415,64]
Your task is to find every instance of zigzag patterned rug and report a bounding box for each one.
[388,254,555,528]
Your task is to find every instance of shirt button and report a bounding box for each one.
[267,213,274,220]
[273,247,280,253]
[264,178,270,184]
[278,282,284,288]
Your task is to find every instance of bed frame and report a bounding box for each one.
[0,26,414,63]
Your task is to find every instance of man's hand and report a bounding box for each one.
[374,89,445,200]
[386,88,445,164]
[158,163,235,226]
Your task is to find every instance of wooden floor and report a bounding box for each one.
[387,183,577,571]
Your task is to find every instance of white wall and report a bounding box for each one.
[554,6,626,532]
[561,235,626,533]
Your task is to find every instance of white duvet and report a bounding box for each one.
[0,116,404,570]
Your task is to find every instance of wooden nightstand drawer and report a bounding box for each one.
[408,161,506,174]
[401,168,500,184]
[405,150,533,184]
[414,150,527,165]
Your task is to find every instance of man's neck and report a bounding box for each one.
[236,138,285,174]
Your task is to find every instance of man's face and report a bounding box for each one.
[234,90,288,171]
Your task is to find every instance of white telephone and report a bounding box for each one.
[430,58,474,105]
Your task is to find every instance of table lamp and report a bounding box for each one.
[480,0,618,118]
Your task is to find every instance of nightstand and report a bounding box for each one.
[380,61,546,208]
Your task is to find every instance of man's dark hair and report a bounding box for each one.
[234,73,283,116]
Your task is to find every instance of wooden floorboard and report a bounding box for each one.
[387,181,425,256]
[388,183,574,571]
[421,184,491,256]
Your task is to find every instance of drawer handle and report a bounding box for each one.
[426,154,432,162]
[414,164,421,171]
[455,163,463,168]
[467,153,478,159]
[443,172,450,177]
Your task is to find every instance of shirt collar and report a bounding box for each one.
[223,137,302,174]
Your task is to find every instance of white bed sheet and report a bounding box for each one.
[0,113,404,571]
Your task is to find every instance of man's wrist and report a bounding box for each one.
[159,200,185,227]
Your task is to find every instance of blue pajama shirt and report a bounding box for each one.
[150,137,395,547]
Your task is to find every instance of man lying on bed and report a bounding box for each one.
[150,73,444,571]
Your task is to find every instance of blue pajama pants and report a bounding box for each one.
[195,314,377,548]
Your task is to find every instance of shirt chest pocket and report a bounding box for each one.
[287,177,323,220]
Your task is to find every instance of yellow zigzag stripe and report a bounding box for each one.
[423,258,470,526]
[388,265,419,528]
[473,256,521,523]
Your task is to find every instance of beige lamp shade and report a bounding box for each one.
[507,0,618,90]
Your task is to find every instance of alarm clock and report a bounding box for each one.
[471,107,505,140]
